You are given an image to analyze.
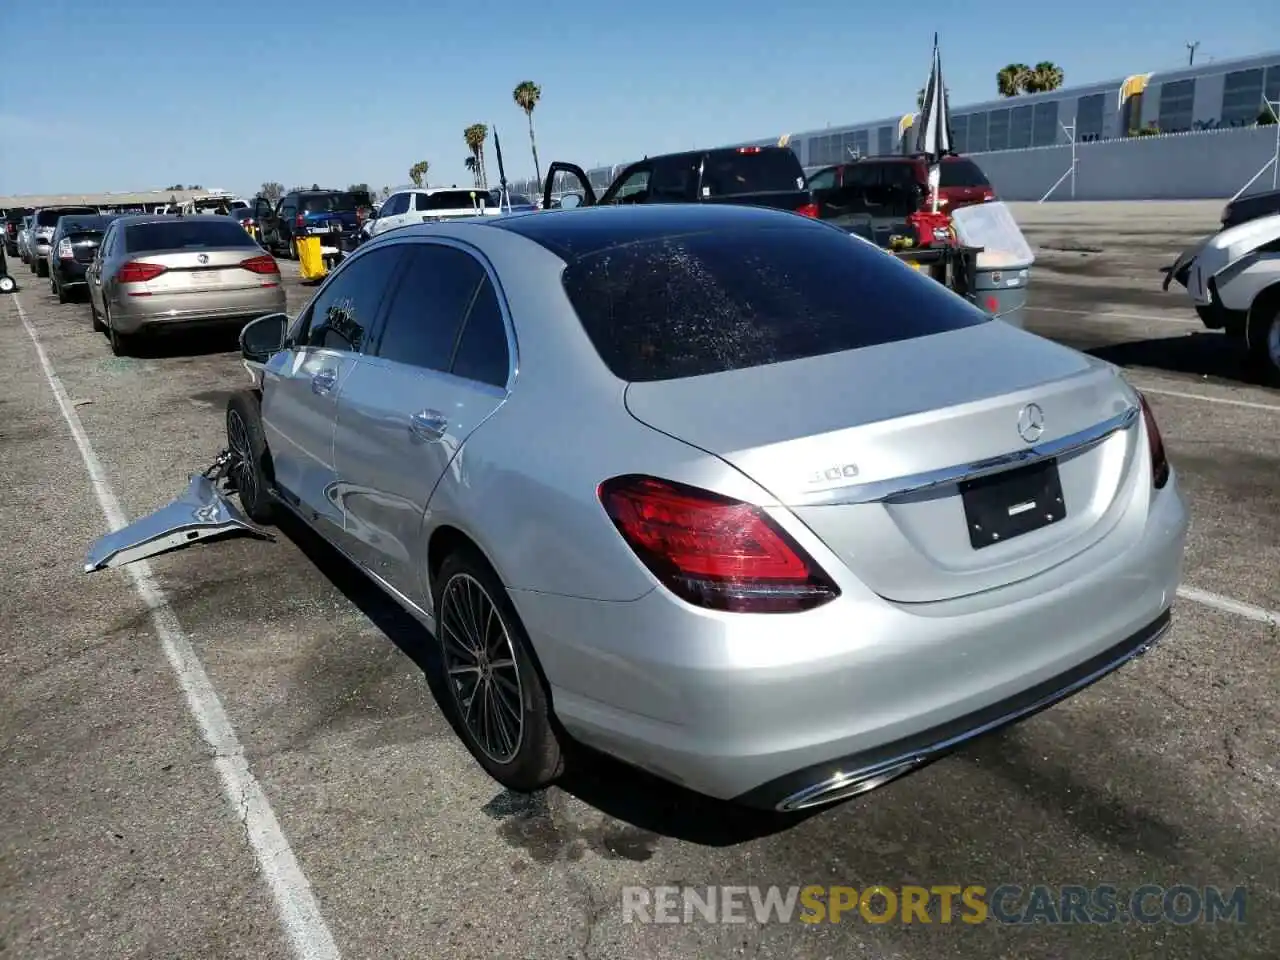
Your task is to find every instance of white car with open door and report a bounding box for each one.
[1162,212,1280,383]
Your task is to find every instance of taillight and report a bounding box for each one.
[597,475,840,613]
[795,202,820,218]
[982,190,995,201]
[115,260,167,283]
[736,146,762,154]
[1139,393,1169,489]
[295,214,305,228]
[240,253,279,275]
[56,239,73,260]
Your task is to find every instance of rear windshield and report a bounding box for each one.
[300,192,363,213]
[939,159,992,188]
[699,150,805,197]
[125,219,259,252]
[422,190,487,210]
[57,217,109,234]
[561,225,989,382]
[37,207,96,226]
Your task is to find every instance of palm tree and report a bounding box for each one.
[408,160,429,188]
[464,156,479,189]
[463,124,489,190]
[1024,61,1065,94]
[513,80,542,187]
[996,63,1031,97]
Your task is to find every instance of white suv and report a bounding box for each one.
[366,187,496,238]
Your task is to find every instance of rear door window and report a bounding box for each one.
[698,149,805,197]
[560,224,990,382]
[370,244,485,371]
[449,277,510,387]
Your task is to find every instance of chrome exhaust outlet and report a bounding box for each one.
[775,758,923,812]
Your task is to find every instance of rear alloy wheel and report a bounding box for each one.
[226,391,276,524]
[433,550,564,792]
[1244,302,1280,385]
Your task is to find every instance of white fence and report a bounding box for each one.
[969,124,1278,202]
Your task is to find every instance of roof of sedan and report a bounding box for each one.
[486,203,828,260]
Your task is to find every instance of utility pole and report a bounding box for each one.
[1186,41,1199,66]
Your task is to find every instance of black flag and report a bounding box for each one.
[493,125,510,210]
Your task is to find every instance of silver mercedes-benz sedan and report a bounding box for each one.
[109,203,1191,811]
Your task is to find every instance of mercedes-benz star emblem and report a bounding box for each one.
[197,253,209,264]
[1017,403,1045,444]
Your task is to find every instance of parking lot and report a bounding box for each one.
[2,200,1277,959]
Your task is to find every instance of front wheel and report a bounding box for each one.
[432,548,564,792]
[226,390,276,524]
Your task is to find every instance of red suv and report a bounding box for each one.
[805,154,996,213]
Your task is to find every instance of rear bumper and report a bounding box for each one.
[512,471,1189,805]
[111,286,287,334]
[53,260,90,284]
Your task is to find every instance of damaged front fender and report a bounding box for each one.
[84,451,274,573]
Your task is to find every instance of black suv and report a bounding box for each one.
[258,189,368,258]
[47,213,118,303]
[546,146,816,217]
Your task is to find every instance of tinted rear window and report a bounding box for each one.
[699,150,804,196]
[561,225,989,382]
[300,192,363,213]
[125,219,259,252]
[939,160,991,189]
[422,190,487,210]
[37,207,96,226]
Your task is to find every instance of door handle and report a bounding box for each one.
[311,368,338,394]
[409,409,447,441]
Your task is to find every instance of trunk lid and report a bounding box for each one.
[68,232,103,263]
[623,322,1142,603]
[133,248,271,294]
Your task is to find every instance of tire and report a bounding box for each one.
[35,258,47,278]
[54,277,67,304]
[226,390,276,524]
[1244,301,1280,385]
[0,275,15,294]
[431,547,564,792]
[90,296,105,332]
[105,305,132,356]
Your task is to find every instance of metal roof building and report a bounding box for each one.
[0,188,238,209]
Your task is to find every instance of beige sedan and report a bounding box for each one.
[86,214,287,356]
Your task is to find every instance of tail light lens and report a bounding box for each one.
[597,475,840,613]
[240,253,279,275]
[1139,393,1169,489]
[295,213,305,228]
[795,202,820,219]
[56,239,73,260]
[982,190,996,201]
[115,260,167,284]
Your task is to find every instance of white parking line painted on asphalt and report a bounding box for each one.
[1178,586,1280,628]
[13,297,341,960]
[1031,305,1200,326]
[1134,385,1280,413]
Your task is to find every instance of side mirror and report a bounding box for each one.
[559,193,583,209]
[240,312,288,363]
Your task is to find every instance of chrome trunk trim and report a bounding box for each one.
[810,405,1139,506]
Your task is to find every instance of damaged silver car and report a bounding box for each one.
[87,207,1188,812]
[1162,211,1280,382]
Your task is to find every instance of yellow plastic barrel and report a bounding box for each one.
[295,235,327,280]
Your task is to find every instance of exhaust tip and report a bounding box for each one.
[775,758,922,812]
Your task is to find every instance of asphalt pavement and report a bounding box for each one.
[1,206,1277,960]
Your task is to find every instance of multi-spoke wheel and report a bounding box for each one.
[1245,300,1280,386]
[439,572,525,764]
[226,390,276,524]
[432,549,564,791]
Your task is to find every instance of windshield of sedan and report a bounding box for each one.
[561,225,990,382]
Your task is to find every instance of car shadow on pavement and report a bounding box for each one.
[271,509,821,847]
[117,325,243,360]
[1087,332,1276,388]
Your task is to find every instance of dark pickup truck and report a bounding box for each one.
[543,145,818,217]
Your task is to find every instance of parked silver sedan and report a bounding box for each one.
[91,204,1190,811]
[86,214,286,356]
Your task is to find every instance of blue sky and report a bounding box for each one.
[0,0,1274,199]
